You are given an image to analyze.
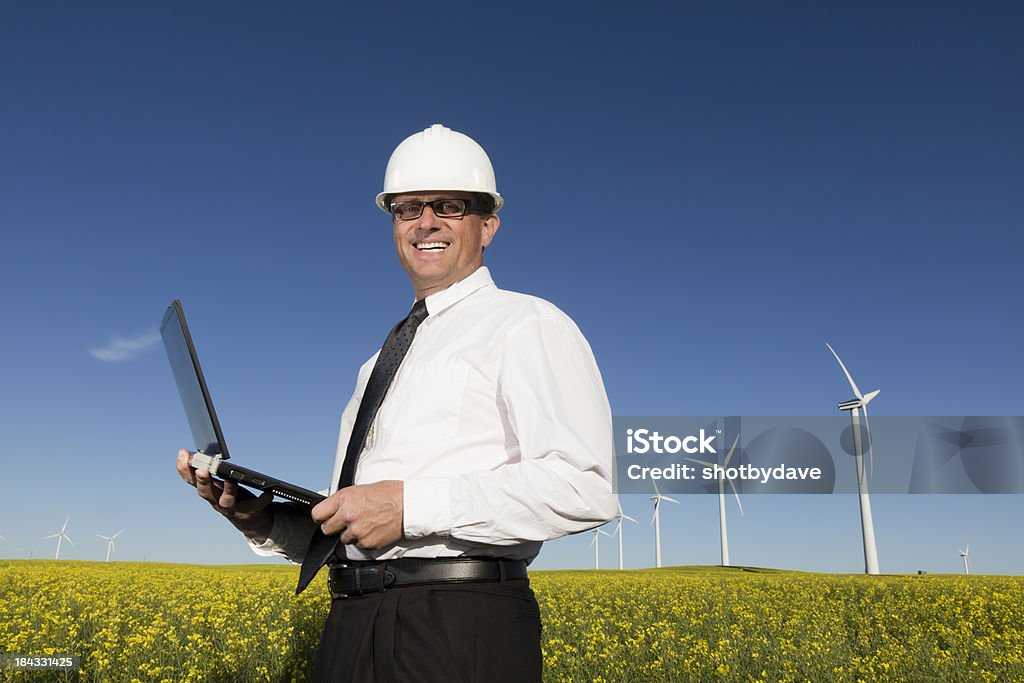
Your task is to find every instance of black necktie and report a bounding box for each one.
[296,299,429,594]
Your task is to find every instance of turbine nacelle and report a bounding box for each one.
[43,517,74,560]
[837,390,880,412]
[649,494,679,525]
[589,528,612,546]
[97,530,124,562]
[614,502,638,535]
[686,434,744,516]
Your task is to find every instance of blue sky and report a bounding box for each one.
[1,2,1021,574]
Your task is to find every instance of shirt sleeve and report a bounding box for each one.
[404,312,617,545]
[246,501,319,564]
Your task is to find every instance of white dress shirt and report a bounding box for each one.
[251,266,616,563]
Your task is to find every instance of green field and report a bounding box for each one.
[2,561,1022,681]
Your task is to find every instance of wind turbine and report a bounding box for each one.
[650,480,679,568]
[827,343,881,575]
[686,434,744,566]
[589,527,612,569]
[97,530,124,563]
[612,502,639,570]
[959,546,970,575]
[43,518,74,560]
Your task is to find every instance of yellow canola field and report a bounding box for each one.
[1,561,1022,682]
[532,568,1024,682]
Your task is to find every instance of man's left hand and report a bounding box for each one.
[311,480,404,549]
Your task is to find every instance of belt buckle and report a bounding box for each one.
[328,565,350,600]
[328,564,395,599]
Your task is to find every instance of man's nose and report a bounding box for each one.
[415,204,441,228]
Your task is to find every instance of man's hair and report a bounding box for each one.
[471,193,496,215]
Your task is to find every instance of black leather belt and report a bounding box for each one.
[327,557,528,599]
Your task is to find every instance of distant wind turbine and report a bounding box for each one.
[97,530,124,563]
[612,502,639,570]
[827,342,881,575]
[960,546,970,575]
[0,533,6,541]
[686,434,744,566]
[650,480,679,568]
[43,518,74,560]
[590,528,612,569]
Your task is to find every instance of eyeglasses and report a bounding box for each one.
[389,198,489,221]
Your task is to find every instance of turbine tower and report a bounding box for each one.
[97,530,124,563]
[687,434,744,566]
[589,528,612,570]
[612,502,638,570]
[959,546,970,575]
[43,518,74,560]
[827,343,881,575]
[650,480,679,568]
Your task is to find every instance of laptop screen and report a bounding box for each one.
[161,300,229,458]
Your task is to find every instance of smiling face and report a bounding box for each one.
[390,190,500,300]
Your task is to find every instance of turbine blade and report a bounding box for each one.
[862,405,875,478]
[113,530,124,539]
[662,496,679,504]
[685,457,713,467]
[43,533,59,540]
[826,342,863,400]
[727,477,744,516]
[723,434,741,467]
[64,536,74,546]
[622,514,639,524]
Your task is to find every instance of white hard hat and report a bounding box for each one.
[375,123,503,214]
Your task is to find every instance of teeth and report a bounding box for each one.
[416,242,449,251]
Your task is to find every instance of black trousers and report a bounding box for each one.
[312,578,543,682]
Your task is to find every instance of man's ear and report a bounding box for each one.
[481,213,500,248]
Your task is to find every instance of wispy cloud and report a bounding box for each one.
[90,331,162,362]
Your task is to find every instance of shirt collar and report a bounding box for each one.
[422,266,495,317]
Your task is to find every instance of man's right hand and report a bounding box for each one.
[176,448,275,544]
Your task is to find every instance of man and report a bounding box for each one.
[176,123,616,681]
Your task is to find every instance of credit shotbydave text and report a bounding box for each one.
[626,463,823,482]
